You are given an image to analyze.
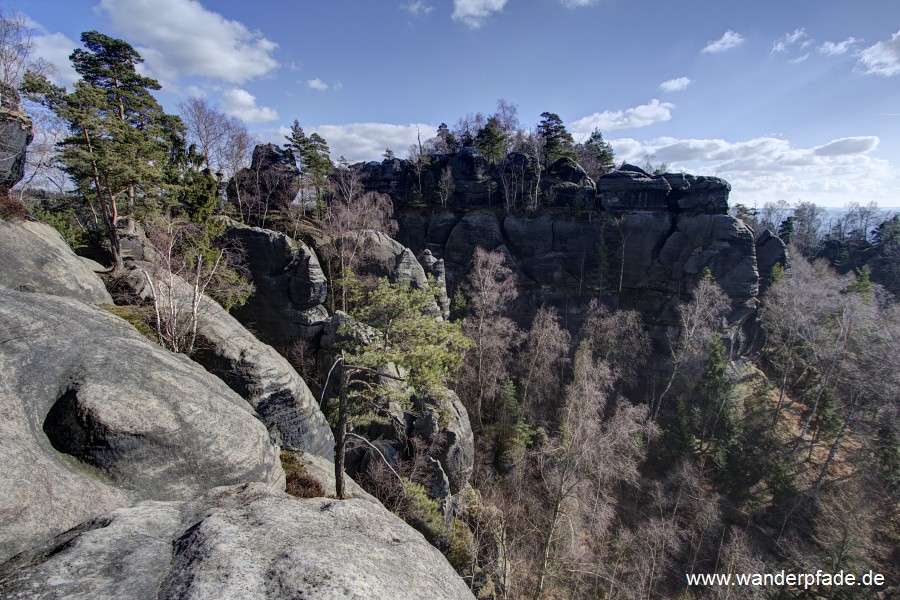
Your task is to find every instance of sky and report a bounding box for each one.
[12,0,900,208]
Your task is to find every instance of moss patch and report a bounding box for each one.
[281,450,325,498]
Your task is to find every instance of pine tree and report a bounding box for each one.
[475,116,505,165]
[536,112,575,165]
[22,31,174,270]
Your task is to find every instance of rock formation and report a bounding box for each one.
[371,158,786,353]
[0,215,474,596]
[0,288,283,562]
[0,484,475,600]
[0,84,32,190]
[226,143,300,213]
[125,261,335,459]
[225,220,330,345]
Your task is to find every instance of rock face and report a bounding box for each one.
[0,483,475,600]
[393,166,763,352]
[0,288,283,562]
[755,228,789,292]
[0,85,32,189]
[0,219,113,304]
[226,144,300,213]
[225,221,329,345]
[125,262,335,459]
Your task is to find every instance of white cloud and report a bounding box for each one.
[857,30,900,76]
[184,85,206,98]
[658,77,693,93]
[220,88,279,123]
[307,78,329,91]
[452,0,508,28]
[772,28,807,53]
[570,99,674,138]
[97,0,278,85]
[560,0,596,7]
[702,30,744,54]
[403,1,434,16]
[813,136,878,156]
[818,37,859,56]
[789,53,810,64]
[609,134,896,206]
[311,123,435,163]
[261,123,433,163]
[31,30,80,86]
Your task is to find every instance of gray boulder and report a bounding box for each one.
[449,147,499,206]
[225,221,329,345]
[126,262,335,459]
[0,219,113,304]
[0,289,283,562]
[662,173,731,214]
[354,230,429,289]
[0,483,474,600]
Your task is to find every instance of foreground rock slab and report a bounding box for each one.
[0,289,283,562]
[0,220,113,304]
[0,483,475,600]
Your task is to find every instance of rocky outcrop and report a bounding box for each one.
[125,261,335,459]
[412,389,475,494]
[225,221,329,345]
[542,157,596,208]
[0,483,475,600]
[396,198,761,349]
[755,229,789,292]
[226,144,300,213]
[0,84,32,189]
[354,230,430,289]
[0,288,283,562]
[0,219,113,304]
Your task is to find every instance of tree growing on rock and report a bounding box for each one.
[327,279,470,499]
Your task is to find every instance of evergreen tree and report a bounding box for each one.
[329,278,470,498]
[474,116,505,165]
[22,31,174,270]
[536,112,575,165]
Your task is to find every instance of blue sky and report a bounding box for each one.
[13,0,900,208]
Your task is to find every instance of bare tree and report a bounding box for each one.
[140,218,252,356]
[14,105,68,199]
[179,97,230,171]
[320,178,397,311]
[219,118,255,221]
[760,257,839,429]
[516,305,570,420]
[520,131,544,212]
[655,275,729,418]
[457,248,519,429]
[0,8,52,89]
[580,301,651,390]
[758,199,791,233]
[531,346,655,599]
[438,164,454,208]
